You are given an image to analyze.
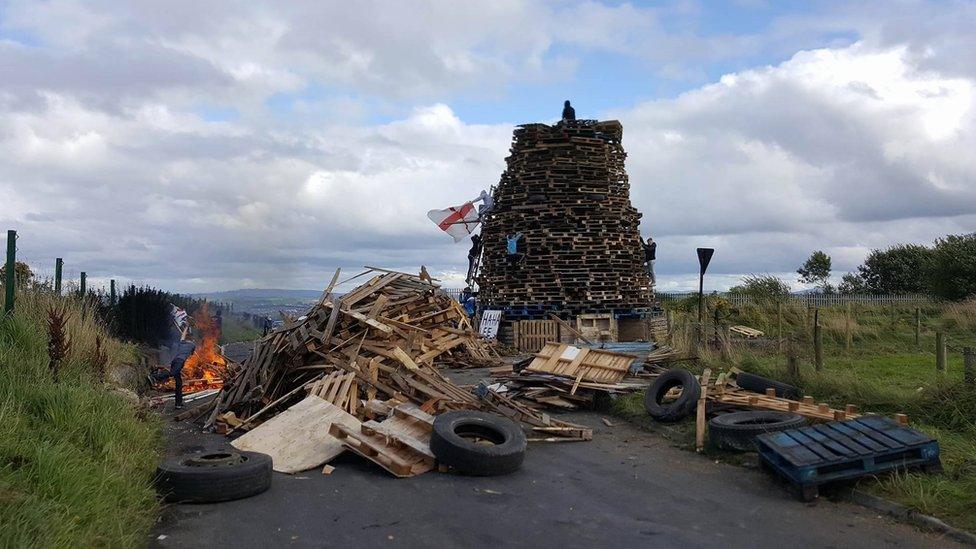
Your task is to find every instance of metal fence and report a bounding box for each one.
[442,288,463,301]
[656,292,937,307]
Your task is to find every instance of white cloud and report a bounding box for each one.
[3,1,976,293]
[619,41,976,286]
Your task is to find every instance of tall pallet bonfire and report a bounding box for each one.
[477,119,653,320]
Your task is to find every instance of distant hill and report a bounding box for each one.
[193,288,322,316]
[194,288,322,301]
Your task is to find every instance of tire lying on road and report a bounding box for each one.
[155,450,272,503]
[644,368,701,423]
[734,371,801,400]
[708,411,806,452]
[431,411,527,476]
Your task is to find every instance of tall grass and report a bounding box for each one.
[0,287,161,547]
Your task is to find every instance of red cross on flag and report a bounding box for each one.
[427,201,480,242]
[171,304,189,330]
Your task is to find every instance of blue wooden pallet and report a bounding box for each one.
[756,416,941,501]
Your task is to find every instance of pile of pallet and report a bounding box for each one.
[477,119,653,319]
[201,268,590,444]
[490,342,657,410]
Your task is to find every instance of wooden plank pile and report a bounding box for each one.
[490,342,656,410]
[477,120,653,319]
[202,267,591,445]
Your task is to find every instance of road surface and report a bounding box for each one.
[151,370,960,548]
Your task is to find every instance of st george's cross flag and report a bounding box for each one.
[171,304,189,330]
[427,201,480,242]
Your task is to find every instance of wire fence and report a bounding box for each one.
[657,291,937,307]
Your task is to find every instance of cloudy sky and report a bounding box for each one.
[2,0,975,293]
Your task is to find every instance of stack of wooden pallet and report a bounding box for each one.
[477,119,653,319]
[201,267,591,442]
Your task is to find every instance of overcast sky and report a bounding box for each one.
[2,0,975,293]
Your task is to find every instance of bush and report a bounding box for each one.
[857,244,932,294]
[728,274,791,304]
[926,233,976,301]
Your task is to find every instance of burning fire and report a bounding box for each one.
[160,304,228,393]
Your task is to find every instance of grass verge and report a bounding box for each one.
[0,288,161,547]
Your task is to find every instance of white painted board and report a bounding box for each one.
[231,395,361,473]
[479,310,502,340]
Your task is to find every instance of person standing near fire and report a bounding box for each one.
[151,326,196,409]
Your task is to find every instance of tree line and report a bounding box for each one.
[794,233,976,300]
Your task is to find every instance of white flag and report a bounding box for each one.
[171,304,188,329]
[427,202,480,242]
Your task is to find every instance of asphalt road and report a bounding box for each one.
[150,373,961,548]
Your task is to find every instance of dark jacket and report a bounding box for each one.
[643,241,657,261]
[562,103,576,120]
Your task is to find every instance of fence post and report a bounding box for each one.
[79,271,86,296]
[813,308,823,372]
[110,279,116,306]
[936,332,946,373]
[713,307,720,346]
[914,307,921,350]
[964,347,974,386]
[4,230,16,314]
[788,344,800,380]
[55,258,63,295]
[845,302,852,351]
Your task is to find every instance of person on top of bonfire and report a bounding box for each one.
[562,100,576,121]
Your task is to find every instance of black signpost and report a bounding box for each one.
[696,248,714,343]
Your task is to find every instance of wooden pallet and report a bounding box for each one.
[307,371,359,415]
[525,342,635,393]
[513,320,559,352]
[756,416,941,501]
[577,314,618,342]
[714,389,863,422]
[730,325,764,338]
[329,403,436,478]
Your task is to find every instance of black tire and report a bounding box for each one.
[643,368,700,423]
[431,411,526,476]
[735,372,801,400]
[708,411,806,452]
[155,450,272,503]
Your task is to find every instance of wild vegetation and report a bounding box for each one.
[0,286,160,547]
[616,284,976,531]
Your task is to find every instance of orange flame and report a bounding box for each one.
[161,304,227,393]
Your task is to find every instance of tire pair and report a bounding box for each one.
[155,411,527,503]
[643,368,806,452]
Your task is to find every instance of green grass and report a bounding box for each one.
[619,300,976,533]
[0,288,161,547]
